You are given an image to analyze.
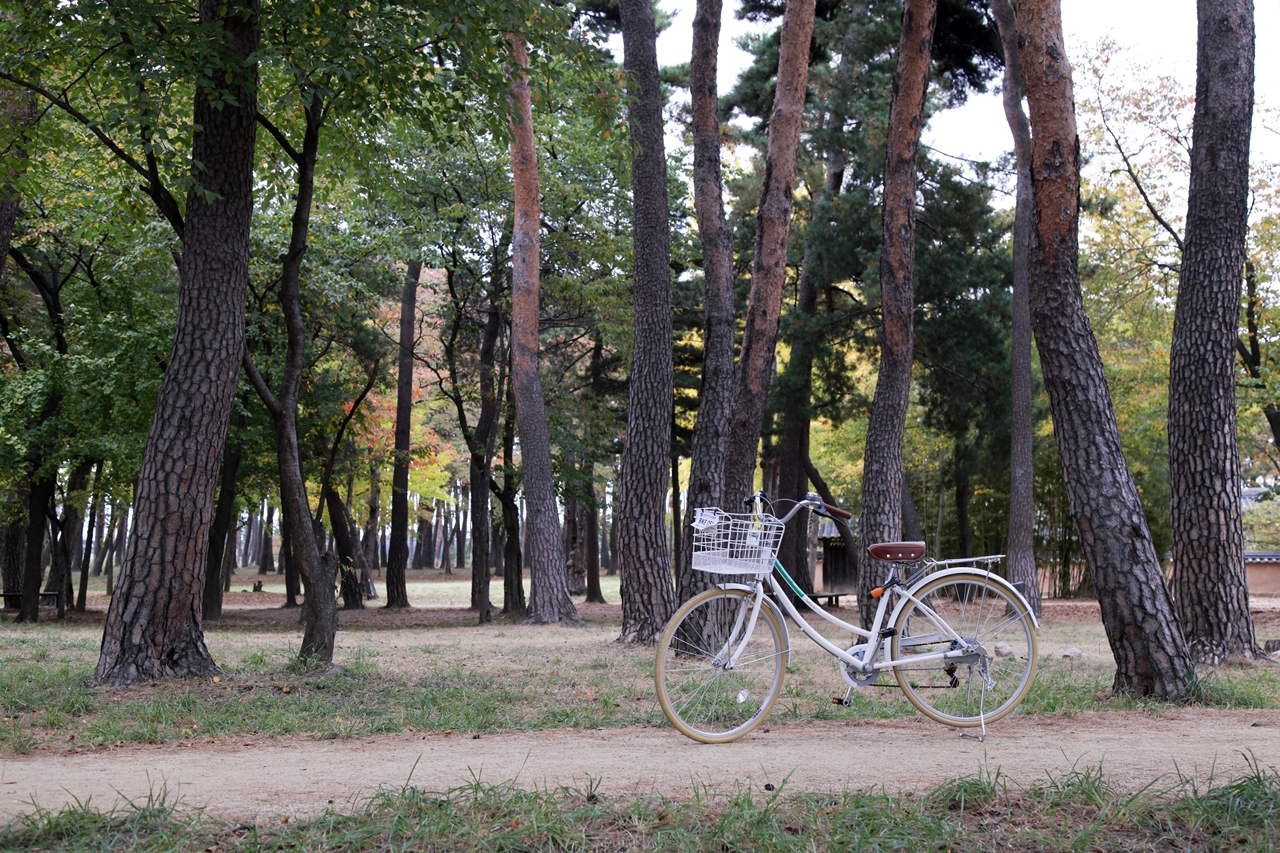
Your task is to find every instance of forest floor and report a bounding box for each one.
[2,573,1279,826]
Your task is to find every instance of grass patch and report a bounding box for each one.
[2,608,1276,754]
[4,764,1280,852]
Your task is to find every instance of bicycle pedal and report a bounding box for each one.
[831,696,851,706]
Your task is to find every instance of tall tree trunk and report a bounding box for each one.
[203,428,242,623]
[1168,0,1258,664]
[413,513,430,570]
[1018,0,1192,697]
[76,461,104,612]
[258,503,275,575]
[507,32,578,625]
[385,261,419,608]
[991,0,1040,617]
[1,486,26,609]
[281,509,299,606]
[363,463,382,574]
[857,0,937,628]
[241,85,334,664]
[615,0,678,644]
[777,146,845,597]
[96,0,258,683]
[722,0,818,505]
[585,484,605,603]
[679,0,736,605]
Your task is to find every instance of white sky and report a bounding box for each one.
[626,1,1280,167]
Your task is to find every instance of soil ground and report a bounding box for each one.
[4,576,1279,824]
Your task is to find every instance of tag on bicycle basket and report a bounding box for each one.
[692,508,720,530]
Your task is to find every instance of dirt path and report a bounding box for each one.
[3,709,1278,822]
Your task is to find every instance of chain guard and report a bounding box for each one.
[839,646,883,687]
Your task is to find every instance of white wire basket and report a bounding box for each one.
[690,508,786,576]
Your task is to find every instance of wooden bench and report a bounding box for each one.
[2,591,63,609]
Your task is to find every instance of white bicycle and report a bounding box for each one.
[655,492,1039,743]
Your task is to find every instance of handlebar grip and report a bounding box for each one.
[824,503,852,520]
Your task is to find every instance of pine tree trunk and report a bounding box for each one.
[507,32,578,625]
[615,0,678,643]
[498,389,526,614]
[857,0,936,628]
[1018,0,1192,697]
[363,462,381,573]
[585,484,605,603]
[385,261,419,607]
[326,488,369,611]
[991,0,1041,617]
[1,486,25,609]
[680,0,736,602]
[1168,0,1258,664]
[776,146,844,597]
[95,0,258,682]
[722,0,818,506]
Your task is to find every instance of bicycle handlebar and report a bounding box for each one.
[741,491,852,524]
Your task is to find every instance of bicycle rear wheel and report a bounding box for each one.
[655,588,786,743]
[890,572,1037,726]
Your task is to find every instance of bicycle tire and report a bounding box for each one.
[890,572,1037,727]
[655,588,787,743]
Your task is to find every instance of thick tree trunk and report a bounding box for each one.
[507,32,578,625]
[203,431,242,623]
[1,487,25,609]
[992,0,1040,617]
[1168,0,1258,664]
[385,261,419,608]
[1018,0,1192,697]
[722,0,818,506]
[96,0,258,683]
[857,0,936,628]
[616,0,678,644]
[18,475,51,622]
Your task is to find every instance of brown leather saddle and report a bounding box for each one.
[865,541,927,562]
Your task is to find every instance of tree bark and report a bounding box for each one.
[95,0,258,682]
[326,487,370,611]
[258,503,275,575]
[992,0,1041,617]
[679,0,736,600]
[722,0,818,507]
[585,484,605,603]
[1168,0,1258,664]
[1018,0,1192,697]
[615,0,678,644]
[1,486,26,609]
[857,0,936,629]
[385,261,419,608]
[507,32,579,625]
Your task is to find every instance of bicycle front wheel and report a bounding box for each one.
[891,573,1037,727]
[655,588,786,743]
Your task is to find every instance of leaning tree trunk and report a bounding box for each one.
[1168,0,1259,665]
[992,0,1040,617]
[722,0,819,507]
[615,0,678,644]
[507,32,578,625]
[96,0,259,683]
[857,0,936,629]
[677,0,737,605]
[1018,0,1192,698]
[385,261,419,608]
